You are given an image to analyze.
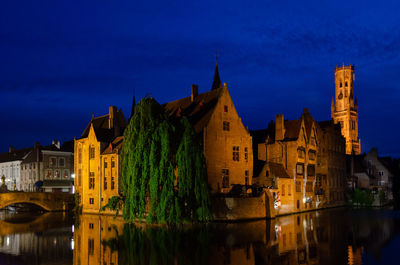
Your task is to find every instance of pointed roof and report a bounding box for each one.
[80,110,127,142]
[211,62,222,90]
[130,90,136,121]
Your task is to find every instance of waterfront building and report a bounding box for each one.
[0,146,31,191]
[252,109,319,214]
[331,64,361,155]
[317,120,346,206]
[164,63,253,194]
[347,148,394,203]
[20,140,74,192]
[74,106,127,213]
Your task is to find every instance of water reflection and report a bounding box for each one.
[0,211,73,265]
[73,209,399,265]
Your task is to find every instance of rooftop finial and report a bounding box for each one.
[211,50,222,91]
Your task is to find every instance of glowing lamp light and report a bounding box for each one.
[71,173,75,179]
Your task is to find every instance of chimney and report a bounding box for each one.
[191,84,198,102]
[275,114,285,141]
[109,106,117,129]
[9,146,14,153]
[52,139,60,149]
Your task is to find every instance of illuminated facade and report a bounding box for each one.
[74,106,126,213]
[164,64,253,194]
[253,109,319,214]
[331,64,361,155]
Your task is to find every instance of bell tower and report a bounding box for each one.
[331,64,361,155]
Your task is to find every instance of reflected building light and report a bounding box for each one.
[54,238,57,245]
[72,225,74,233]
[71,239,74,250]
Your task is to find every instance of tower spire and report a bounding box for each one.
[130,88,136,122]
[211,50,222,91]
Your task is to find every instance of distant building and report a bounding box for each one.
[331,64,361,155]
[317,120,346,205]
[348,148,394,202]
[164,62,253,194]
[0,146,31,190]
[20,140,74,192]
[74,106,127,213]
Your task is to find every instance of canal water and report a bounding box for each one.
[0,208,399,265]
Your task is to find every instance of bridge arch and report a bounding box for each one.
[0,192,73,212]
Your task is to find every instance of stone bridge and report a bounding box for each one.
[0,192,74,212]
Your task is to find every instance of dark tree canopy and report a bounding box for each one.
[118,97,211,224]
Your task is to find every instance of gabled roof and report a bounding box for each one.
[102,136,124,155]
[0,147,32,163]
[80,110,127,142]
[163,87,222,133]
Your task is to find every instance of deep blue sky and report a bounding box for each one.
[1,0,399,157]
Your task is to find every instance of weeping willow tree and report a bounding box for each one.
[117,97,211,224]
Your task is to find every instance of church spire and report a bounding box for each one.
[211,51,222,91]
[129,88,136,122]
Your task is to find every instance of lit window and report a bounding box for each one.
[296,163,304,175]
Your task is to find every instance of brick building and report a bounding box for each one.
[317,120,346,206]
[164,63,253,194]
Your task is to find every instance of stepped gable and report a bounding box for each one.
[163,87,222,133]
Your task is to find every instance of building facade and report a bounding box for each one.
[253,109,319,215]
[317,120,346,206]
[20,141,74,192]
[0,147,31,191]
[74,106,126,213]
[164,64,253,194]
[331,64,361,155]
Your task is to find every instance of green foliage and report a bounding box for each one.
[73,192,82,215]
[176,118,212,222]
[120,97,211,224]
[102,224,212,265]
[352,189,374,207]
[101,196,124,216]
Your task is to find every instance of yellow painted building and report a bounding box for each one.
[74,106,127,213]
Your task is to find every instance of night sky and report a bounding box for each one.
[1,0,400,157]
